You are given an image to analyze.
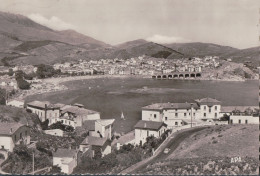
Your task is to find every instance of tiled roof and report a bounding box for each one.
[27,101,60,109]
[134,120,167,131]
[142,102,200,110]
[117,130,135,145]
[81,136,107,147]
[53,148,77,158]
[61,105,99,116]
[96,119,115,126]
[195,97,221,106]
[0,123,25,136]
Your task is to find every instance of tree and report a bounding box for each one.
[8,68,14,76]
[0,88,6,105]
[48,166,61,174]
[16,78,30,90]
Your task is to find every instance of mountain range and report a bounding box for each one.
[0,11,258,67]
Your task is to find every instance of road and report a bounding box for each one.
[120,126,206,175]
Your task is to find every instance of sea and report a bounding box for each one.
[25,77,258,133]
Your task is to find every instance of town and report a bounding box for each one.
[0,96,258,174]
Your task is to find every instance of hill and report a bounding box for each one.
[116,39,148,49]
[138,124,258,175]
[0,105,41,128]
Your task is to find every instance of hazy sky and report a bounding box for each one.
[0,0,259,48]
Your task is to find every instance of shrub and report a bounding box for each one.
[212,140,218,144]
[0,153,5,159]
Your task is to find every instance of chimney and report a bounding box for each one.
[144,123,147,128]
[10,128,12,133]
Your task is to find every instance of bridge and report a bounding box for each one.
[152,72,202,79]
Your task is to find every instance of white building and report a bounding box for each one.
[90,119,115,140]
[53,148,78,174]
[0,123,30,152]
[26,101,60,122]
[6,99,24,108]
[134,120,167,145]
[229,115,259,124]
[44,129,64,137]
[141,98,222,128]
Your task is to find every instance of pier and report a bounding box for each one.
[152,72,202,79]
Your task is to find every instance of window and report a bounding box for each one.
[14,135,16,141]
[175,122,178,125]
[230,119,233,124]
[61,120,64,123]
[175,113,178,117]
[209,108,211,113]
[165,117,168,121]
[150,114,152,117]
[1,146,4,149]
[245,120,248,124]
[215,113,217,118]
[184,113,186,117]
[154,114,156,118]
[204,106,206,110]
[215,106,217,110]
[20,133,22,139]
[147,131,149,136]
[238,120,241,124]
[193,113,195,116]
[204,113,206,117]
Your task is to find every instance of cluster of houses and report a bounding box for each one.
[52,55,221,77]
[0,97,258,174]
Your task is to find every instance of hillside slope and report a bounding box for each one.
[139,124,258,175]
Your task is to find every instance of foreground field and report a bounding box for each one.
[138,124,258,175]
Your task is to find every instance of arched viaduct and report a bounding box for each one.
[152,72,202,79]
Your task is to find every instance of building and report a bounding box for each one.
[141,97,222,128]
[79,136,111,157]
[229,115,259,124]
[44,129,64,137]
[6,99,24,108]
[114,130,135,150]
[134,120,167,145]
[59,105,100,127]
[53,148,78,174]
[0,123,30,152]
[90,119,115,139]
[26,101,60,122]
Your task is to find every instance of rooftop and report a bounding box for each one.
[82,120,96,131]
[61,105,99,116]
[134,120,167,131]
[116,130,135,145]
[142,102,200,110]
[195,97,221,106]
[27,101,60,109]
[81,136,108,147]
[0,122,26,136]
[96,119,115,126]
[53,148,77,158]
[221,106,258,113]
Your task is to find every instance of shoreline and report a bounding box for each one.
[14,74,256,101]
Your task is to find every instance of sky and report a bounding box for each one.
[0,0,259,49]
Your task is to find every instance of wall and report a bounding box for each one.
[135,126,167,145]
[0,136,14,152]
[230,115,259,124]
[200,105,221,119]
[27,106,46,122]
[142,110,163,122]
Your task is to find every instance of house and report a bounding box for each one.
[79,136,111,157]
[90,119,115,139]
[220,106,258,116]
[26,101,60,122]
[0,123,30,152]
[134,120,167,145]
[229,115,259,124]
[142,102,200,128]
[6,99,24,108]
[60,105,100,127]
[114,130,135,150]
[53,148,78,174]
[195,98,221,119]
[44,129,64,137]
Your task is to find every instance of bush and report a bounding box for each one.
[16,78,30,90]
[0,153,5,159]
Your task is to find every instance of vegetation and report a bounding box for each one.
[15,70,30,90]
[35,64,61,79]
[0,88,6,105]
[139,156,258,175]
[1,145,52,174]
[48,121,74,132]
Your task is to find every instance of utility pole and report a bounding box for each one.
[191,103,193,128]
[32,152,34,175]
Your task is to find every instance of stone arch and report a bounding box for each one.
[162,75,167,79]
[168,75,173,79]
[152,75,156,79]
[157,75,162,79]
[185,74,189,78]
[173,74,178,78]
[196,73,201,77]
[179,74,184,78]
[191,73,195,77]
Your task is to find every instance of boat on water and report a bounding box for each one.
[121,112,125,120]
